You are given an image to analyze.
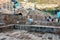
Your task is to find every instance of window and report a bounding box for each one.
[3,3,7,9]
[48,37,52,40]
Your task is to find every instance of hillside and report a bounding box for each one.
[17,0,60,5]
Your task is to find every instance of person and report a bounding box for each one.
[45,16,51,22]
[56,18,59,22]
[3,15,8,21]
[26,16,33,24]
[51,18,54,22]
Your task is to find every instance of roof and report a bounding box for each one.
[0,0,10,4]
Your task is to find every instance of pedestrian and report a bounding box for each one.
[45,16,51,22]
[26,15,33,24]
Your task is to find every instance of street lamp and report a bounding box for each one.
[11,0,20,15]
[11,0,17,14]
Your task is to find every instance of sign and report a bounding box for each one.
[57,11,60,18]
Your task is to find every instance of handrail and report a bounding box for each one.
[0,24,14,28]
[15,24,60,28]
